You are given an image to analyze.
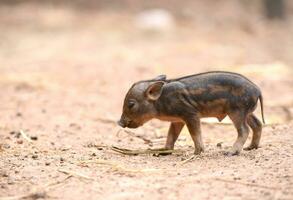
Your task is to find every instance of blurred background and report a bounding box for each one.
[1,0,293,123]
[1,1,293,199]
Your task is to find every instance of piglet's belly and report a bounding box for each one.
[156,116,185,123]
[199,113,227,122]
[195,99,229,121]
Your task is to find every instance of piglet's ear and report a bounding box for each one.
[145,81,165,101]
[152,75,166,81]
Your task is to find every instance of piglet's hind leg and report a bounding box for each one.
[185,117,204,155]
[244,114,262,151]
[227,111,250,156]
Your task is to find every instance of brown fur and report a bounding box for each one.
[118,71,265,156]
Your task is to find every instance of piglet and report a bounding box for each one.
[118,71,265,156]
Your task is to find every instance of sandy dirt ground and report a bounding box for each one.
[1,2,293,200]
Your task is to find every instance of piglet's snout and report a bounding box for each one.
[117,119,126,128]
[118,115,132,128]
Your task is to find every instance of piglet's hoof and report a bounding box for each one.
[243,146,258,151]
[194,148,204,155]
[224,151,239,157]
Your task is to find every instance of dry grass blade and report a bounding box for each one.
[96,117,117,125]
[179,155,195,165]
[45,175,73,188]
[111,165,160,173]
[214,178,280,190]
[58,169,93,180]
[117,129,153,145]
[80,159,161,174]
[0,191,47,200]
[19,129,33,143]
[111,146,182,155]
[0,175,72,200]
[80,159,117,167]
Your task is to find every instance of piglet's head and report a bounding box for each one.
[118,75,166,129]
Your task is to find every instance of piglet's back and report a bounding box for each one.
[168,71,262,117]
[173,71,257,90]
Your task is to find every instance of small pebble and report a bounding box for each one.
[9,131,16,135]
[30,136,38,141]
[17,140,23,144]
[264,191,271,196]
[216,142,223,148]
[2,144,10,149]
[15,132,21,138]
[32,155,38,159]
[1,173,9,177]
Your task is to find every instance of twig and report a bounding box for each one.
[85,143,109,149]
[111,146,182,155]
[111,165,160,173]
[96,117,117,125]
[45,175,73,189]
[117,129,153,146]
[214,178,280,190]
[0,175,72,200]
[0,191,46,200]
[58,169,93,180]
[19,130,32,143]
[80,159,117,166]
[179,155,195,165]
[80,159,160,173]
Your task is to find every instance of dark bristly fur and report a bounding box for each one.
[118,71,265,156]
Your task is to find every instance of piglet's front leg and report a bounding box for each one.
[185,117,204,155]
[165,122,185,150]
[156,122,184,156]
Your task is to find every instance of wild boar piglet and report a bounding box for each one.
[118,71,265,156]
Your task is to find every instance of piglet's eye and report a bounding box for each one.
[128,101,135,109]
